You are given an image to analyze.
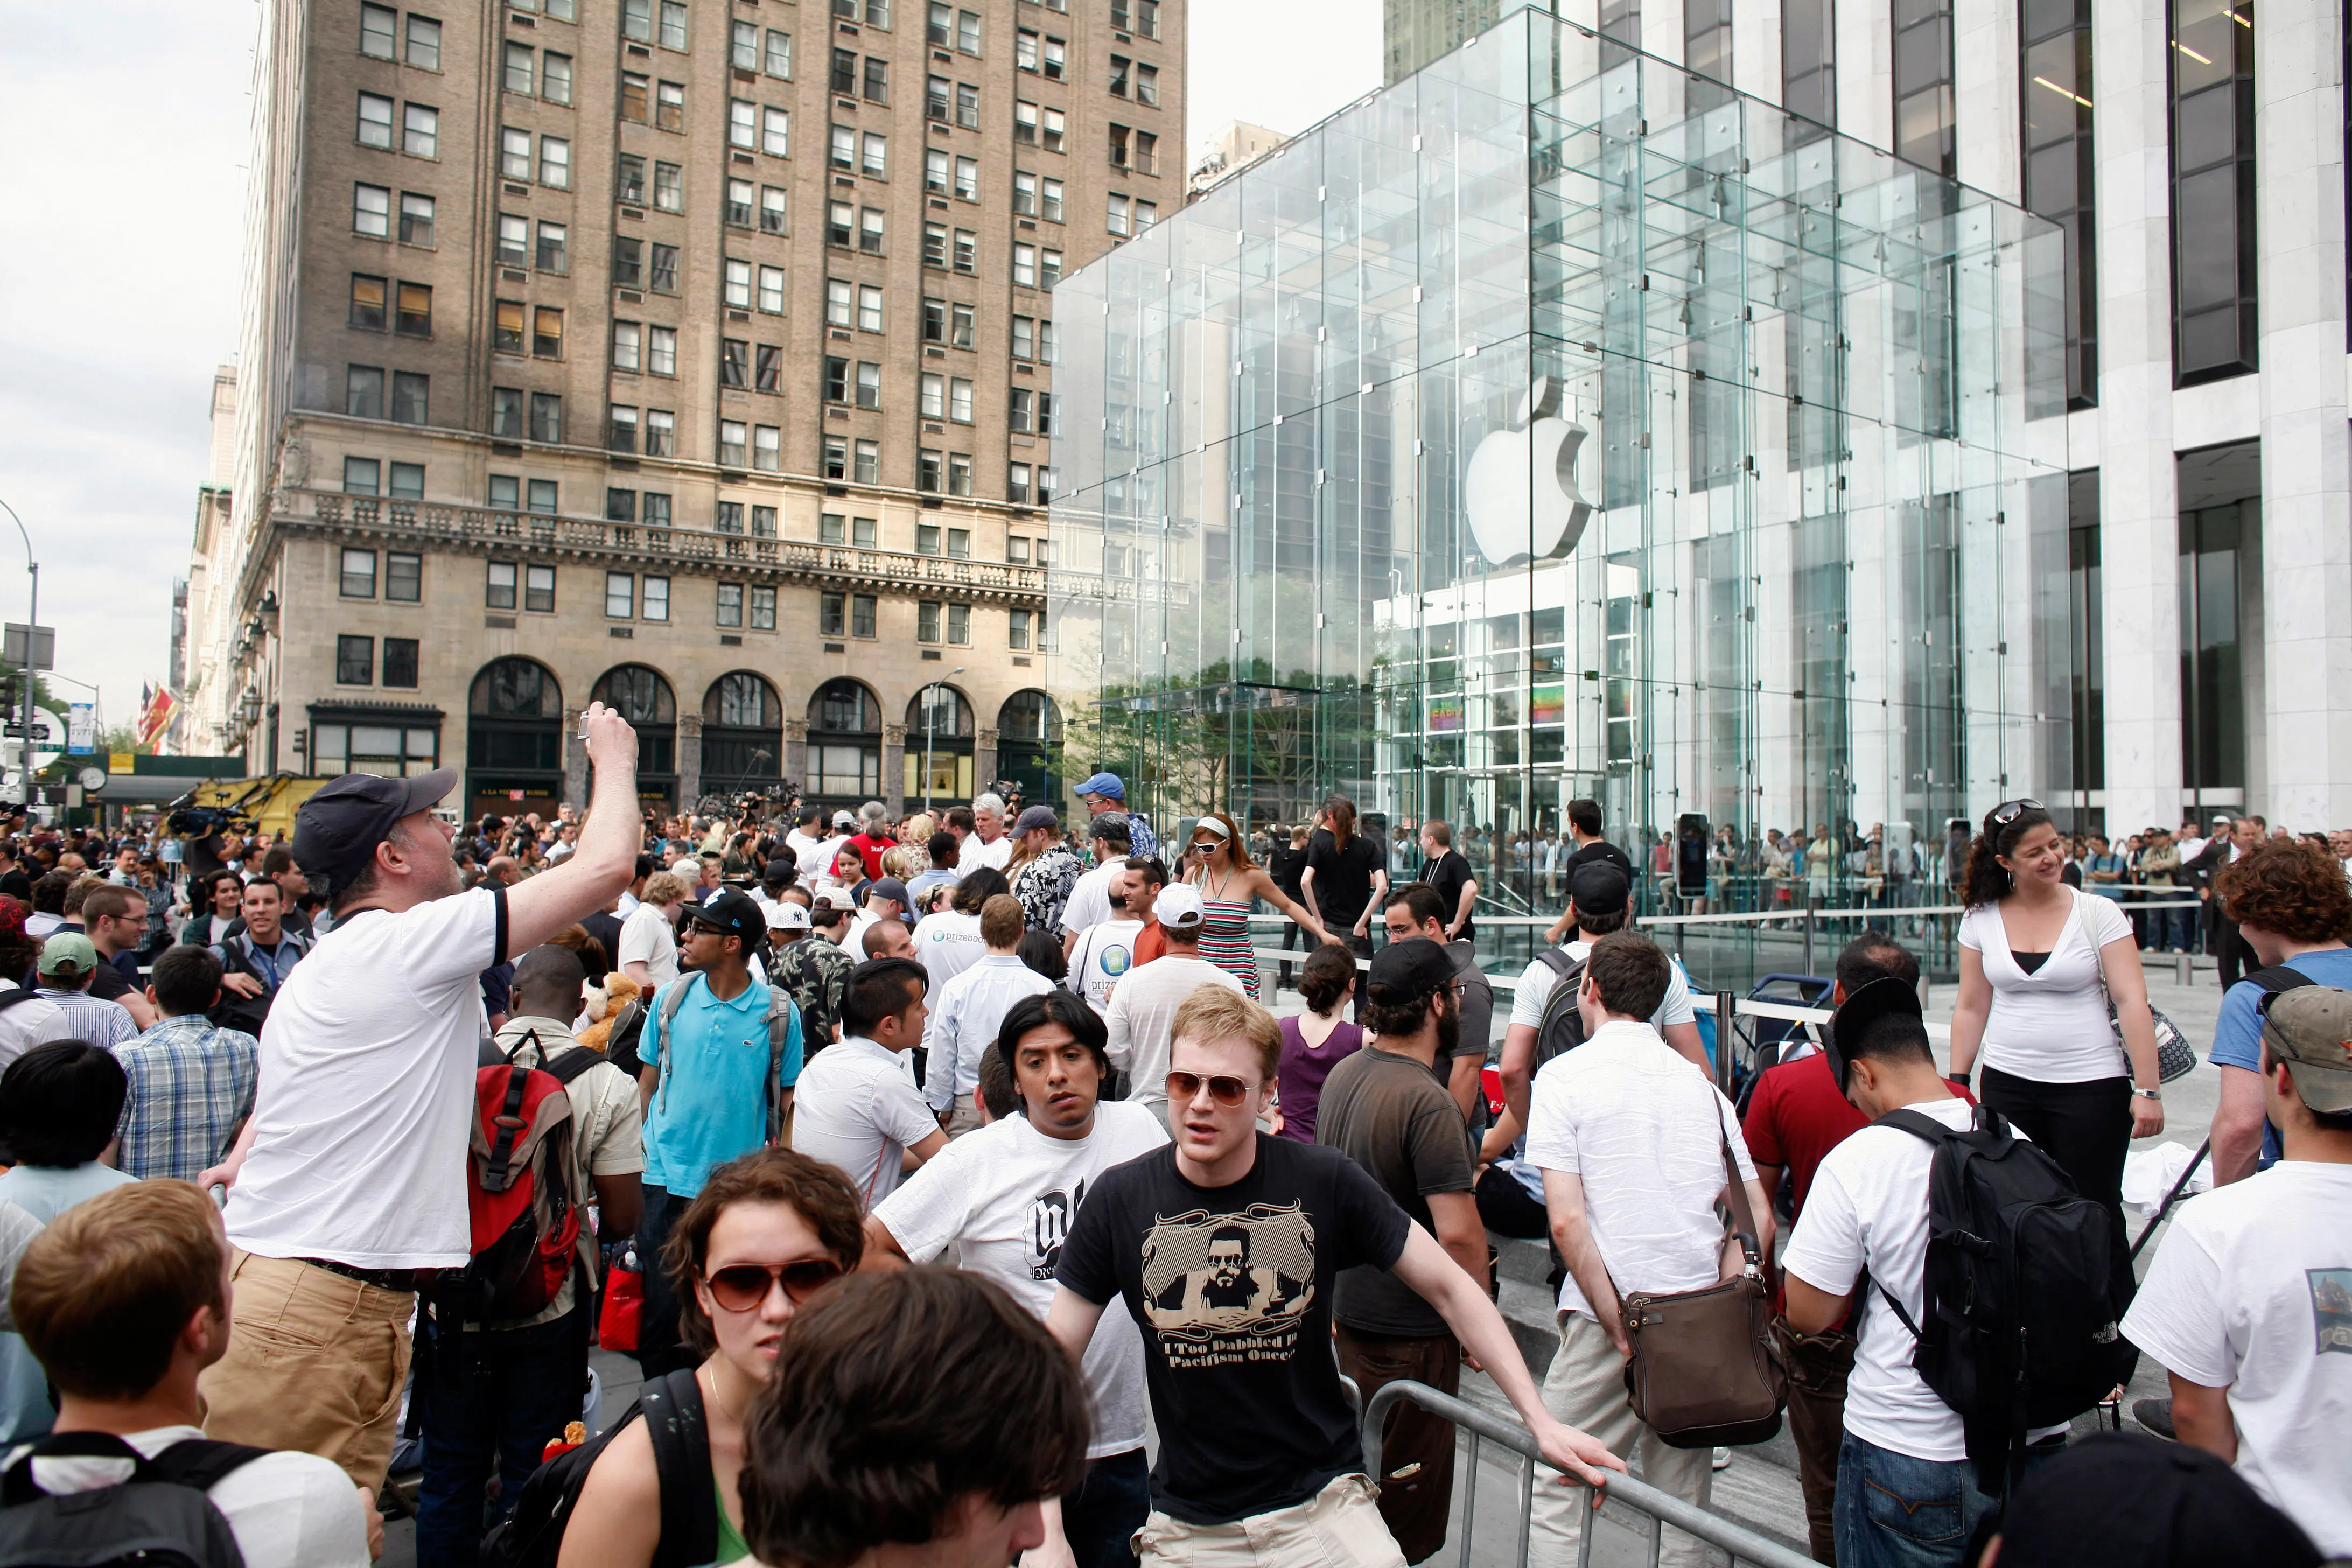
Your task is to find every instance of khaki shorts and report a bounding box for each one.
[1133,1473,1407,1567]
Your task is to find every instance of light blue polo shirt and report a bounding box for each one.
[640,972,803,1198]
[2209,947,2352,1172]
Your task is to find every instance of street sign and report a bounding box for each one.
[66,702,94,753]
[2,708,65,774]
[2,625,54,671]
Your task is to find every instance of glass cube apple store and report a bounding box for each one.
[1045,11,2075,935]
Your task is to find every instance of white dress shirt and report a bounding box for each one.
[921,954,1053,1111]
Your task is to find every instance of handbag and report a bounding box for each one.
[2092,923,2197,1081]
[1618,1128,1787,1450]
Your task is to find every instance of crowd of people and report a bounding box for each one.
[0,740,2343,1568]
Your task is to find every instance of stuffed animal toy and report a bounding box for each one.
[573,971,643,1054]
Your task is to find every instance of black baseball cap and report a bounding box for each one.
[1990,1432,2320,1568]
[682,886,766,947]
[1825,975,1923,1093]
[1366,937,1453,1007]
[866,876,909,908]
[1567,860,1631,918]
[292,768,457,895]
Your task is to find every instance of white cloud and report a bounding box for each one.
[1185,0,1381,162]
[0,3,254,732]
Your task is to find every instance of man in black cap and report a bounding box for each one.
[1971,1432,2322,1568]
[1780,976,2064,1568]
[632,884,806,1375]
[1315,939,1483,1564]
[194,703,642,1494]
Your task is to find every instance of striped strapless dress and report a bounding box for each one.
[1195,893,1261,998]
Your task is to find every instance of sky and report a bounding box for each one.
[0,0,1378,745]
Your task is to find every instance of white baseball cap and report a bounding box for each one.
[1156,883,1205,930]
[766,900,811,930]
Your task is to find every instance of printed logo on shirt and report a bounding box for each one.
[1096,945,1132,978]
[1028,1179,1086,1280]
[2311,1269,2352,1355]
[1139,1202,1315,1368]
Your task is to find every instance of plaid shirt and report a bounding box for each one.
[113,1014,261,1183]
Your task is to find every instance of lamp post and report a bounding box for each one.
[923,667,965,813]
[0,499,36,817]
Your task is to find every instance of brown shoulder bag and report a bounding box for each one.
[1616,1128,1787,1449]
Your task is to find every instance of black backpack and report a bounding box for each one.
[0,1431,272,1568]
[481,1368,716,1568]
[1528,949,1592,1075]
[1872,1105,2139,1494]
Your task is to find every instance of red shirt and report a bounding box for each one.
[849,832,894,880]
[1741,1049,1981,1217]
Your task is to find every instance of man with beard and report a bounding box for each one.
[1315,939,1483,1564]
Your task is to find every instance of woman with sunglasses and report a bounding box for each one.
[1948,799,2163,1249]
[1181,809,1327,999]
[557,1147,863,1568]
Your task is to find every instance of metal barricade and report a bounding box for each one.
[1359,1380,1816,1568]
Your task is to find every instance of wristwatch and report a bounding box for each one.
[2134,1087,2162,1100]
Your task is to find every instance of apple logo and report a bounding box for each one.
[1462,376,1593,566]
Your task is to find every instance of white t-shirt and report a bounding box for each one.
[0,981,66,1073]
[958,834,1013,873]
[1523,1019,1754,1321]
[1508,941,1698,1033]
[789,1035,942,1207]
[1066,919,1144,1014]
[911,909,987,991]
[1103,955,1244,1116]
[1057,861,1123,937]
[1781,1097,2062,1462]
[782,830,830,888]
[2120,1160,2352,1556]
[616,903,680,988]
[17,1425,369,1568]
[1958,887,2133,1082]
[871,1102,1168,1458]
[225,887,503,1268]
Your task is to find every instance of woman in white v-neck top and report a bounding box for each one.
[1948,800,2163,1232]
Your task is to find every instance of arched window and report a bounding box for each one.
[905,685,974,806]
[592,664,678,802]
[808,678,881,802]
[466,658,564,818]
[996,689,1062,805]
[703,671,783,790]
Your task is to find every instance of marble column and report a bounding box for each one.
[976,727,999,796]
[564,729,589,813]
[675,713,703,809]
[883,723,907,816]
[785,719,808,797]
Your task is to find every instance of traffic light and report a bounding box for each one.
[0,670,18,714]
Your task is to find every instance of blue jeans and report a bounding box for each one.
[412,1303,591,1568]
[1063,1447,1150,1568]
[1833,1434,2061,1568]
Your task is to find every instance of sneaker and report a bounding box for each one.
[1711,1446,1732,1471]
[2132,1398,2178,1441]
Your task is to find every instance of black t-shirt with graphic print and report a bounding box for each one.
[1056,1132,1412,1524]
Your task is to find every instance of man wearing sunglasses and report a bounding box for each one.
[1048,986,1622,1567]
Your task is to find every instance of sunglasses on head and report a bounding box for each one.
[702,1258,844,1312]
[1166,1070,1255,1108]
[1988,798,2045,828]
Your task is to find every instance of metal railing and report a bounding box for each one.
[1359,1380,1816,1568]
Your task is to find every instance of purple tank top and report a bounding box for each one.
[1275,1014,1364,1143]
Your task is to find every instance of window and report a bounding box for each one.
[1044,36,1064,77]
[731,99,757,149]
[1011,314,1035,359]
[338,635,375,685]
[1013,171,1037,215]
[860,207,886,253]
[924,222,948,267]
[2169,0,2257,383]
[646,408,675,457]
[766,29,793,76]
[856,361,881,409]
[543,51,571,102]
[928,74,952,121]
[920,372,946,418]
[1010,607,1032,647]
[918,600,941,642]
[407,12,440,66]
[523,478,556,515]
[501,127,531,179]
[530,392,562,442]
[530,305,561,358]
[489,474,520,510]
[724,258,752,309]
[345,457,381,495]
[1133,130,1157,173]
[623,0,652,41]
[760,185,788,233]
[821,593,846,636]
[649,326,676,375]
[759,265,785,312]
[1039,247,1061,286]
[831,124,856,170]
[1008,384,1032,431]
[1034,390,1058,436]
[718,584,744,628]
[755,344,781,391]
[1013,243,1037,287]
[921,296,947,342]
[1039,176,1063,222]
[613,321,641,371]
[659,0,688,50]
[918,449,943,492]
[376,638,418,690]
[824,200,853,246]
[347,365,385,418]
[732,18,759,68]
[1109,193,1132,233]
[864,55,890,102]
[825,357,850,402]
[947,157,975,203]
[751,586,776,629]
[716,501,744,535]
[754,425,780,470]
[389,463,422,500]
[394,373,431,430]
[926,147,950,193]
[505,41,534,94]
[947,301,974,348]
[852,594,877,638]
[1136,63,1158,107]
[1110,53,1130,96]
[752,506,777,538]
[492,387,524,437]
[351,273,388,330]
[726,177,754,226]
[956,82,979,128]
[621,72,648,123]
[650,243,678,292]
[858,284,884,332]
[763,106,789,156]
[948,453,972,496]
[354,183,390,236]
[398,281,432,336]
[947,604,969,644]
[1008,463,1032,505]
[954,228,976,273]
[538,136,569,187]
[2020,2,2094,407]
[928,1,951,44]
[605,488,635,523]
[654,160,683,211]
[655,80,683,131]
[821,512,847,543]
[861,132,886,178]
[605,572,634,618]
[358,92,394,148]
[487,561,519,610]
[614,235,642,284]
[1036,466,1058,502]
[854,440,880,484]
[403,102,437,156]
[720,338,748,389]
[609,404,639,452]
[1893,0,1954,176]
[390,193,433,249]
[361,3,396,57]
[536,220,567,273]
[949,378,973,423]
[525,565,555,612]
[341,548,379,598]
[865,0,891,25]
[831,46,856,94]
[717,419,745,465]
[619,153,647,204]
[642,576,669,621]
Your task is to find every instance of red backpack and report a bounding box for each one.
[448,1045,598,1324]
